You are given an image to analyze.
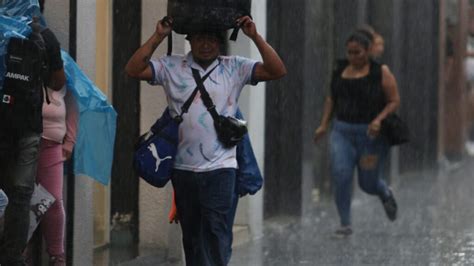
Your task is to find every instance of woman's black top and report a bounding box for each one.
[330,59,386,124]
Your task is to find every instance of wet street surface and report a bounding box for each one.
[123,159,474,266]
[230,161,474,266]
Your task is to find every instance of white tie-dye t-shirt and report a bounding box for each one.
[148,52,258,172]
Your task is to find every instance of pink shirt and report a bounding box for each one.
[42,87,78,153]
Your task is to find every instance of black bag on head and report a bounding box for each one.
[0,22,48,140]
[168,0,251,35]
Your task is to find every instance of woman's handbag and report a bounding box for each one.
[381,113,409,146]
[133,109,180,187]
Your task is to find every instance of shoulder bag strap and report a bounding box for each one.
[178,62,221,119]
[190,67,221,122]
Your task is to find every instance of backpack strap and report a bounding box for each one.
[191,68,221,122]
[167,33,173,56]
[370,59,383,84]
[29,21,51,105]
[229,14,253,41]
[161,16,173,56]
[43,86,51,105]
[332,59,349,78]
[229,27,240,41]
[329,59,349,97]
[175,61,221,122]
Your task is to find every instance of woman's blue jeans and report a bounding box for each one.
[0,189,8,217]
[329,119,391,227]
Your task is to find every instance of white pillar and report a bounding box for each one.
[72,1,97,265]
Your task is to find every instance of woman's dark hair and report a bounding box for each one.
[356,28,374,42]
[346,30,373,50]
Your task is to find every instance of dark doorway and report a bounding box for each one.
[110,0,141,260]
[264,0,306,219]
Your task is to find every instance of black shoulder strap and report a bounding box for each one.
[230,14,253,41]
[29,22,51,105]
[329,59,348,94]
[370,59,383,84]
[229,27,240,41]
[161,16,173,56]
[178,62,221,119]
[167,32,173,56]
[333,59,349,76]
[190,66,221,122]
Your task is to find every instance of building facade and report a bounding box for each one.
[39,0,470,265]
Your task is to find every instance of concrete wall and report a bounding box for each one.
[265,0,307,218]
[73,1,96,265]
[42,0,69,52]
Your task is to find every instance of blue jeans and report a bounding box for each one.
[329,120,390,227]
[0,133,41,265]
[172,168,236,266]
[225,188,239,265]
[0,189,7,217]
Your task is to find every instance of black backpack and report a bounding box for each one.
[168,0,251,35]
[0,22,48,137]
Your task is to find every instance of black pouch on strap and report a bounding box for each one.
[190,67,248,148]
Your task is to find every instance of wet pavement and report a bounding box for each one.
[122,159,474,266]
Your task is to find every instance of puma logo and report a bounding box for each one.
[148,143,172,172]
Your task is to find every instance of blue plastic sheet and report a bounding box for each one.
[62,51,117,185]
[0,0,41,19]
[1,0,117,185]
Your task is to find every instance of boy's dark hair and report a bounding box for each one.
[185,30,226,44]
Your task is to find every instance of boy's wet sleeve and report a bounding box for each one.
[234,56,259,86]
[147,57,167,86]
